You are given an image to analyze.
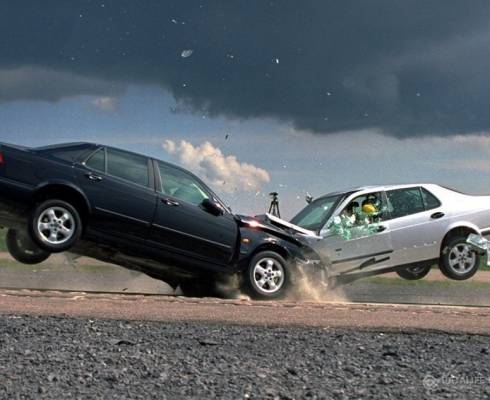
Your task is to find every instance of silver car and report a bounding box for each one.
[282,184,490,283]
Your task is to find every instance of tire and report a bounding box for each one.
[29,199,82,253]
[396,264,432,280]
[439,235,480,280]
[6,229,51,265]
[243,251,290,300]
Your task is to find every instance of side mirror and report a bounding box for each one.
[201,198,224,216]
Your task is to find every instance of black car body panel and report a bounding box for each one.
[0,142,324,285]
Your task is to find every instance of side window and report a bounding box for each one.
[340,191,387,224]
[158,162,209,206]
[40,146,90,163]
[50,149,86,162]
[106,148,149,187]
[421,187,441,210]
[386,187,425,219]
[85,149,105,172]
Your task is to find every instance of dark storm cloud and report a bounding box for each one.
[1,0,490,137]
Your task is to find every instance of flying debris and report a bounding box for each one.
[181,49,194,58]
[275,58,280,64]
[225,133,229,140]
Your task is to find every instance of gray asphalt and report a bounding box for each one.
[0,314,488,400]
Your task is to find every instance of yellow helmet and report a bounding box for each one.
[362,203,377,215]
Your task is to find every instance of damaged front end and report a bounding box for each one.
[467,233,490,264]
[237,213,331,288]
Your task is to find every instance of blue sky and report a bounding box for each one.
[2,85,489,218]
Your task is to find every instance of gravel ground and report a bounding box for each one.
[0,315,489,399]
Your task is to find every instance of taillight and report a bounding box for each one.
[0,152,4,165]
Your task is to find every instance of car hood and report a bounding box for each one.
[236,213,322,245]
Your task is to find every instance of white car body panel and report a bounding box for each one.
[301,184,490,277]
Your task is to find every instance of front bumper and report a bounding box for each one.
[466,233,490,266]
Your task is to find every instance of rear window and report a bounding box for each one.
[85,149,105,172]
[386,187,425,219]
[38,146,91,163]
[106,148,149,187]
[421,187,441,209]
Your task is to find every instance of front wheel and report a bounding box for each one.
[440,236,480,280]
[243,251,290,300]
[6,229,51,265]
[396,264,432,280]
[29,200,82,253]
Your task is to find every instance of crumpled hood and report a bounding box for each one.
[236,213,321,245]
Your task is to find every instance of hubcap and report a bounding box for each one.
[253,257,285,294]
[37,206,75,245]
[448,243,476,275]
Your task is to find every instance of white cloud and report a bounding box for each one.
[91,96,118,111]
[163,140,270,193]
[452,134,490,147]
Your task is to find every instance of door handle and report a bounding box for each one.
[161,198,180,207]
[431,212,445,219]
[85,172,102,182]
[376,225,387,233]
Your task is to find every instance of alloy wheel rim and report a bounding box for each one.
[253,257,285,294]
[37,206,75,245]
[448,243,476,274]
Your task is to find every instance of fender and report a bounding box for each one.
[236,225,322,272]
[34,179,92,213]
[444,220,481,236]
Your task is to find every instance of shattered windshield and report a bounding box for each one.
[290,195,343,232]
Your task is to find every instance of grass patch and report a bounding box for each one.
[364,276,490,288]
[0,259,119,273]
[0,229,6,252]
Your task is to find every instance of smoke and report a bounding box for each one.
[163,140,270,193]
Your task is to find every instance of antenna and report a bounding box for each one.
[268,192,281,218]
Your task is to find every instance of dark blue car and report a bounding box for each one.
[0,142,324,299]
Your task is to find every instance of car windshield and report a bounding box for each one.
[290,194,344,232]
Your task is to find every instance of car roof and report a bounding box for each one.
[316,183,438,199]
[65,141,228,206]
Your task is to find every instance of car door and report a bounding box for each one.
[148,160,238,265]
[384,186,447,265]
[75,147,157,241]
[315,191,394,274]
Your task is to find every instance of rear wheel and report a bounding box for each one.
[243,251,290,300]
[440,236,480,280]
[6,229,50,265]
[29,200,82,253]
[396,264,432,280]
